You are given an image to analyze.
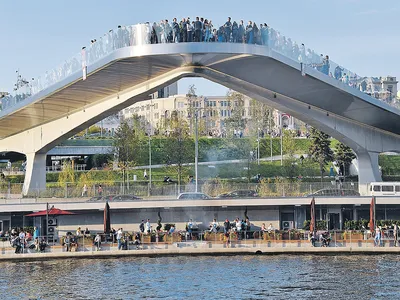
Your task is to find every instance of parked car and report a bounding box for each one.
[217,190,259,198]
[112,194,142,201]
[177,192,211,200]
[305,188,360,197]
[86,196,104,202]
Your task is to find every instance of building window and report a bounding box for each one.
[154,113,159,119]
[154,103,158,109]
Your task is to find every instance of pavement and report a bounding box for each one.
[1,243,400,261]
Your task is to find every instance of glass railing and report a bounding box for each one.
[2,21,398,111]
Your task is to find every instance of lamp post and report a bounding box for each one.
[148,99,155,196]
[269,109,273,162]
[257,127,260,165]
[280,114,283,166]
[195,111,199,192]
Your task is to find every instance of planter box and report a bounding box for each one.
[141,235,151,243]
[165,234,182,243]
[204,233,224,241]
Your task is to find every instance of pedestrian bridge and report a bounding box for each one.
[1,23,399,195]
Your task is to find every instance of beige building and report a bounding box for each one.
[359,76,398,102]
[121,92,305,137]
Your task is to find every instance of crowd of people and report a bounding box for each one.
[7,227,47,254]
[5,15,385,113]
[4,219,400,254]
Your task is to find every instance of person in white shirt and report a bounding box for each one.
[117,228,123,250]
[94,233,101,251]
[236,218,242,232]
[210,219,219,233]
[145,219,151,234]
[267,223,275,233]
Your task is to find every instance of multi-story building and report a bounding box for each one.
[358,76,398,102]
[121,92,305,137]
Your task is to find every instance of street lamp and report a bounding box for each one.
[269,109,273,162]
[195,111,199,192]
[192,107,207,193]
[280,114,283,166]
[257,127,260,166]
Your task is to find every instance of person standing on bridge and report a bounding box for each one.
[238,20,245,43]
[172,18,180,43]
[187,21,194,42]
[194,17,202,42]
[223,17,232,42]
[180,18,187,42]
[246,21,253,44]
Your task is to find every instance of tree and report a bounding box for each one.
[282,130,298,180]
[58,160,75,187]
[247,99,274,137]
[308,128,334,181]
[163,112,193,189]
[113,116,148,189]
[335,142,356,176]
[224,90,247,137]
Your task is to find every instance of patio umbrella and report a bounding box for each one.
[26,207,75,217]
[104,201,111,234]
[370,197,375,230]
[310,197,316,233]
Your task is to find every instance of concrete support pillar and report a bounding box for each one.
[22,152,46,196]
[357,151,382,196]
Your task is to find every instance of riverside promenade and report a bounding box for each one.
[2,242,400,262]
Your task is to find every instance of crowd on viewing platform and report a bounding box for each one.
[2,16,399,111]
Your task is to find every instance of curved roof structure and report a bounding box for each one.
[1,24,399,139]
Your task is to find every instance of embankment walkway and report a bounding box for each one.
[2,242,400,262]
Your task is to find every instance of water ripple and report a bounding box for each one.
[0,255,399,299]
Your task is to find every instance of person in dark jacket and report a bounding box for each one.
[238,20,245,43]
[232,21,239,43]
[194,17,202,42]
[180,18,187,42]
[150,23,158,44]
[224,219,231,234]
[223,17,232,42]
[172,18,180,43]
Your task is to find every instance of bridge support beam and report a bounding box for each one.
[196,67,398,196]
[22,152,47,196]
[4,67,193,196]
[356,151,382,195]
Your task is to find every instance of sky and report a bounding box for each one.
[0,0,399,96]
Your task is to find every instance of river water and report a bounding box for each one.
[0,255,399,299]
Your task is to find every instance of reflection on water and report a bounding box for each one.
[0,255,399,299]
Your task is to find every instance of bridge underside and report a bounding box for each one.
[0,43,399,195]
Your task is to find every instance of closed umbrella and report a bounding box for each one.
[310,197,316,233]
[370,197,375,231]
[104,201,111,234]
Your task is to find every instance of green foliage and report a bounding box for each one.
[224,91,247,136]
[162,113,193,186]
[334,142,356,175]
[303,220,310,230]
[308,128,334,180]
[113,118,147,166]
[57,161,76,186]
[303,220,326,230]
[246,99,274,136]
[90,154,113,168]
